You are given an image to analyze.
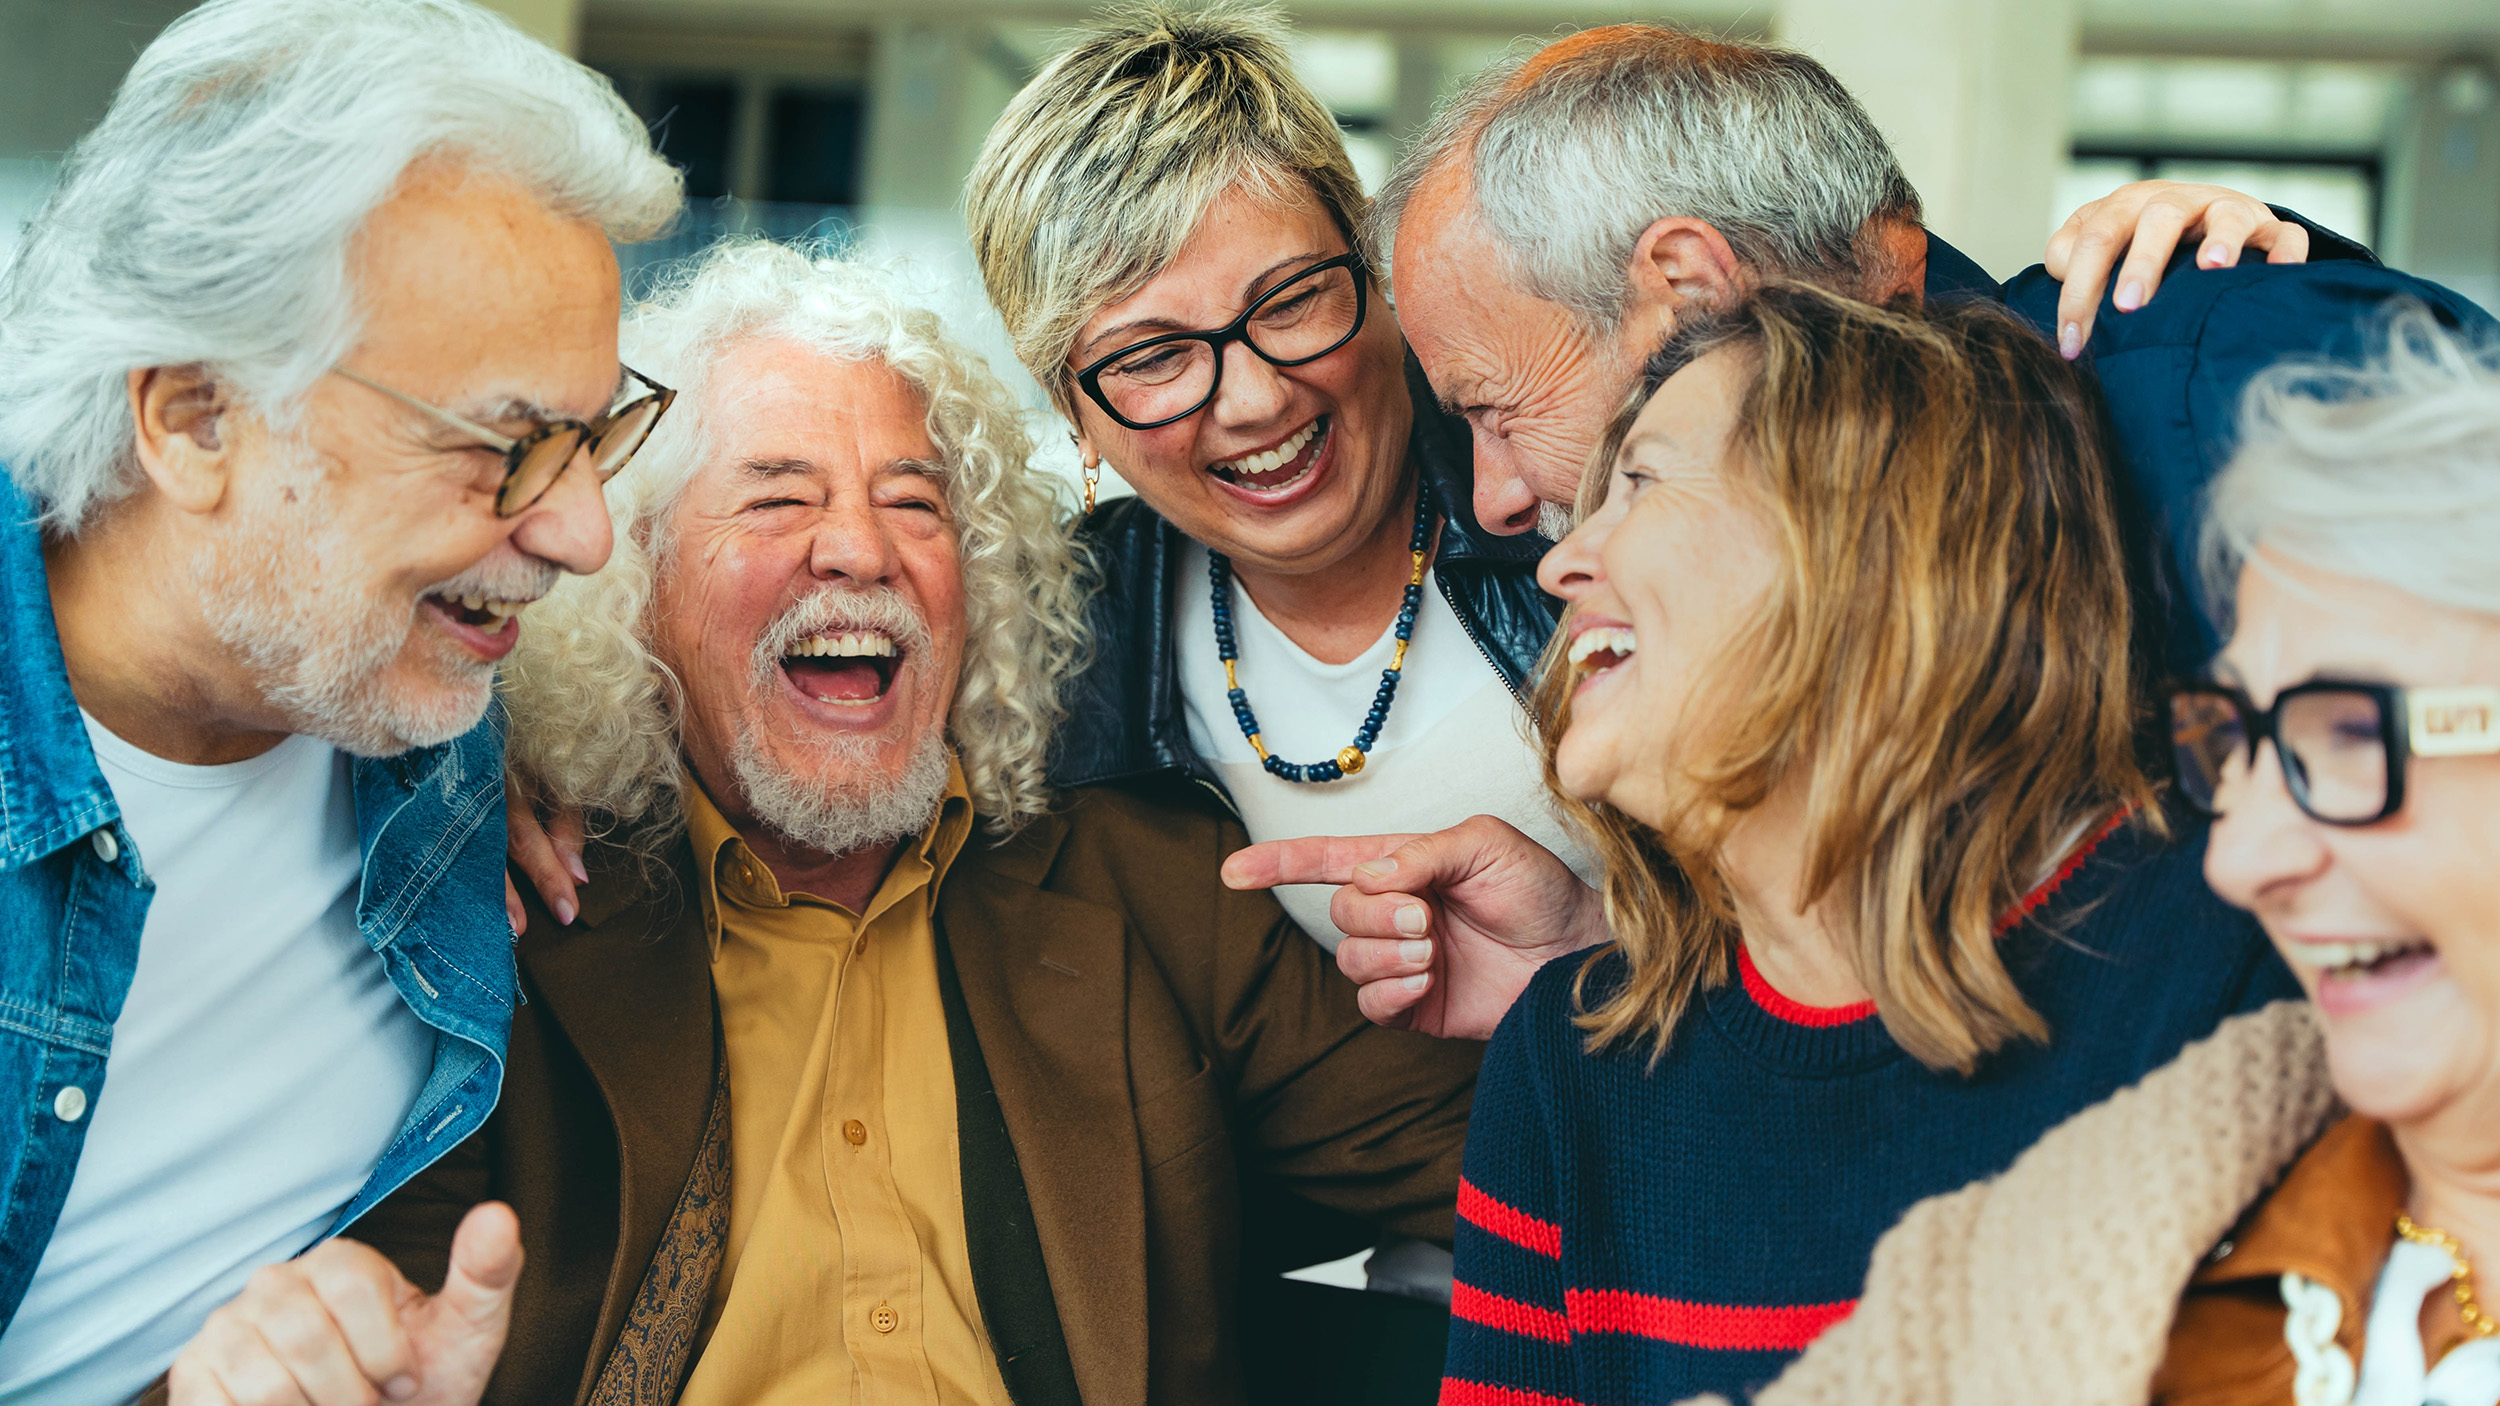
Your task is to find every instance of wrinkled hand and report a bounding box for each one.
[1221,815,1609,1041]
[168,1202,523,1406]
[503,771,585,936]
[2045,180,2312,358]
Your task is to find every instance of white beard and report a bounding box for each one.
[727,582,950,859]
[191,438,553,757]
[730,727,950,860]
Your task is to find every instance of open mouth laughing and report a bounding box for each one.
[420,591,538,661]
[2286,936,2443,1016]
[781,630,903,704]
[1208,415,1329,496]
[1568,624,1638,680]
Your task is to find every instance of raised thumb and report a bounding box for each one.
[435,1201,523,1328]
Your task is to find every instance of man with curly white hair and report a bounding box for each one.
[0,0,682,1401]
[241,240,1475,1406]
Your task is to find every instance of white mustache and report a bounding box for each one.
[423,557,559,608]
[753,586,933,680]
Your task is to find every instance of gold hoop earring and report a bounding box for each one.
[1071,431,1100,515]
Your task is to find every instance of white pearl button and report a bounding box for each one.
[53,1086,86,1122]
[89,829,117,864]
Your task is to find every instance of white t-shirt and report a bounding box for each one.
[1177,542,1602,950]
[0,719,435,1404]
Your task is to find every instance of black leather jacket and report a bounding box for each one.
[1049,355,1560,796]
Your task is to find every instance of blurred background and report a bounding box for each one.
[5,0,2499,488]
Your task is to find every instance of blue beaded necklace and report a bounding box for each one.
[1212,484,1433,784]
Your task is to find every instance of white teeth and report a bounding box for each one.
[1568,627,1638,668]
[785,632,898,659]
[2295,939,2431,973]
[435,594,531,626]
[1214,420,1319,479]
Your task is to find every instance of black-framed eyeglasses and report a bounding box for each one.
[333,364,676,517]
[1072,252,1369,431]
[2168,680,2500,825]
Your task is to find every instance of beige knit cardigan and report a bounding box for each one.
[1685,1000,2338,1406]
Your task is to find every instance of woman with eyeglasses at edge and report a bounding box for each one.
[1650,310,2500,1406]
[1431,285,2303,1406]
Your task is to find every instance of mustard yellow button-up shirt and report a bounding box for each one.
[676,764,1012,1406]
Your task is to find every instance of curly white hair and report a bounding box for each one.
[501,239,1092,842]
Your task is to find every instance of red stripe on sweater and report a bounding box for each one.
[1739,806,2135,1026]
[1452,1281,1571,1342]
[1439,1380,1585,1406]
[1738,947,1878,1027]
[1458,1177,1562,1258]
[1564,1289,1857,1351]
[1996,807,2131,934]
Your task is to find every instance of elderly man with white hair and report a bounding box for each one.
[221,240,1478,1406]
[0,0,681,1399]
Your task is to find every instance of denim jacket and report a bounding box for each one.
[0,479,514,1332]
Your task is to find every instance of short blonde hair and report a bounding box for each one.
[964,1,1367,419]
[1547,286,2158,1074]
[501,240,1092,846]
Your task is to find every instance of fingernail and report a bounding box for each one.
[2201,239,2226,267]
[2058,322,2082,360]
[1356,858,1398,880]
[1399,939,1432,965]
[1401,974,1429,992]
[555,899,578,927]
[385,1377,419,1402]
[567,854,589,885]
[1394,905,1429,936]
[2115,280,2143,312]
[508,911,522,939]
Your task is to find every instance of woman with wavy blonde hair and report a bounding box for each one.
[1439,285,2301,1405]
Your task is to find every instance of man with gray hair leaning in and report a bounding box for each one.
[1234,21,2499,1036]
[0,0,681,1399]
[184,239,1479,1406]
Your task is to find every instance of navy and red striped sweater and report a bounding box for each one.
[1441,811,2300,1406]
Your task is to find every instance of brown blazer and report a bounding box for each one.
[351,780,1480,1406]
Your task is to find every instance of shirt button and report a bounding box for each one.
[89,830,118,864]
[870,1301,898,1334]
[53,1086,87,1122]
[843,1119,868,1147]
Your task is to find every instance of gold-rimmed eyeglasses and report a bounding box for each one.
[332,364,675,517]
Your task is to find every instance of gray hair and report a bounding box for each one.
[964,2,1368,421]
[0,0,681,532]
[1370,26,1920,331]
[500,240,1093,843]
[2205,303,2500,624]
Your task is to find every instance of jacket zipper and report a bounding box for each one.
[1436,567,1529,708]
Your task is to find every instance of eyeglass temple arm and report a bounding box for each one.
[331,367,518,452]
[2409,687,2500,757]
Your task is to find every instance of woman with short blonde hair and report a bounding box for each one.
[966,2,1602,955]
[1443,286,2297,1405]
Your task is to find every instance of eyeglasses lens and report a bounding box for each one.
[498,427,588,517]
[2277,689,2390,822]
[588,396,663,479]
[2170,691,2246,813]
[1093,263,1362,426]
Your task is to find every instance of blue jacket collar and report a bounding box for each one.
[0,483,117,872]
